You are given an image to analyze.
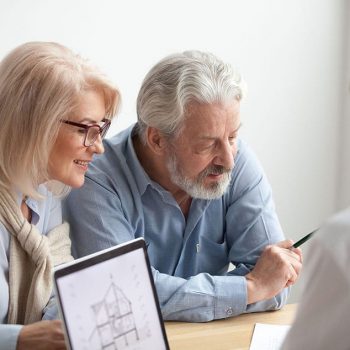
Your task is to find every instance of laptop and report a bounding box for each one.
[54,237,170,350]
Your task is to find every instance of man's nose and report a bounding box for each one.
[213,141,236,169]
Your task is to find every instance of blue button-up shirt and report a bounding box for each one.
[0,185,62,350]
[64,124,288,322]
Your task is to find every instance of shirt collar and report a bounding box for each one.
[125,124,154,196]
[15,188,40,225]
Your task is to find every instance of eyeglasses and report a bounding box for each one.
[61,118,111,147]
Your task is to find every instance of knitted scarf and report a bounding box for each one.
[0,189,73,324]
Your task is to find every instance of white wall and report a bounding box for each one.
[1,0,347,302]
[338,1,350,210]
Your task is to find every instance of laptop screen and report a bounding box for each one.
[54,238,169,350]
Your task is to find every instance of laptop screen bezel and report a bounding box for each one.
[54,237,170,350]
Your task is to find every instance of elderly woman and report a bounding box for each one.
[0,42,120,350]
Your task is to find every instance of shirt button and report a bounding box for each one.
[226,307,233,316]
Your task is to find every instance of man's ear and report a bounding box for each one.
[146,127,168,155]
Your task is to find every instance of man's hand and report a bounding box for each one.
[17,320,66,350]
[245,240,302,304]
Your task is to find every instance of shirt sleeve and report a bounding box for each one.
[63,176,136,258]
[153,267,287,321]
[0,324,22,350]
[42,294,59,320]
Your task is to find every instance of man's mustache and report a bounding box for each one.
[201,165,232,177]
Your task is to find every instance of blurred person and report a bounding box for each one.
[282,208,350,350]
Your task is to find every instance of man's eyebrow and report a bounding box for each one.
[197,124,242,141]
[233,123,243,133]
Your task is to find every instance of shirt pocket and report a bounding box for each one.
[197,235,229,275]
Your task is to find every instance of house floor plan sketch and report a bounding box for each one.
[57,248,165,350]
[89,279,151,349]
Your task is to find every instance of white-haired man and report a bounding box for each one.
[65,51,302,322]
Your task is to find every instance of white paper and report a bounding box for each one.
[249,323,291,350]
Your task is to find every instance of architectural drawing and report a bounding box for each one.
[89,281,139,349]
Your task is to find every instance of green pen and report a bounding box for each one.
[292,229,318,248]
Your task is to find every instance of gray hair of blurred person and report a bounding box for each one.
[0,41,120,199]
[136,50,246,144]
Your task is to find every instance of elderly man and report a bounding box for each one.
[64,51,302,322]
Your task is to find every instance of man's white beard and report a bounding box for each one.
[166,152,232,200]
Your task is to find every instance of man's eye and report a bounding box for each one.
[77,129,86,134]
[202,143,215,150]
[228,136,236,145]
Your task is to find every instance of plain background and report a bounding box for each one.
[1,0,349,302]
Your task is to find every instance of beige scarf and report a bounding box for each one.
[0,189,73,325]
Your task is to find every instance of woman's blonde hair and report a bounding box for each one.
[0,41,120,198]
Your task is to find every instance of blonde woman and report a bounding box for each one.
[0,42,120,350]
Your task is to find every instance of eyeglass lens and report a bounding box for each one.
[85,123,109,146]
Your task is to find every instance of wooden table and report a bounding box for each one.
[165,303,297,350]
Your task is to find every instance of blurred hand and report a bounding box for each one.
[245,239,303,304]
[17,320,66,350]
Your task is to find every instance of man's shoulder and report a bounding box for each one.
[235,139,256,163]
[231,138,264,179]
[105,125,133,149]
[79,127,135,194]
[221,138,271,203]
[88,126,133,176]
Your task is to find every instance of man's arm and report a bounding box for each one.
[64,178,250,321]
[223,140,301,312]
[64,174,295,322]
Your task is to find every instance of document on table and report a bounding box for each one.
[249,323,291,350]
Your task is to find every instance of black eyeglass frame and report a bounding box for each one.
[60,118,111,147]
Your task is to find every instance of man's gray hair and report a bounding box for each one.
[136,50,246,143]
